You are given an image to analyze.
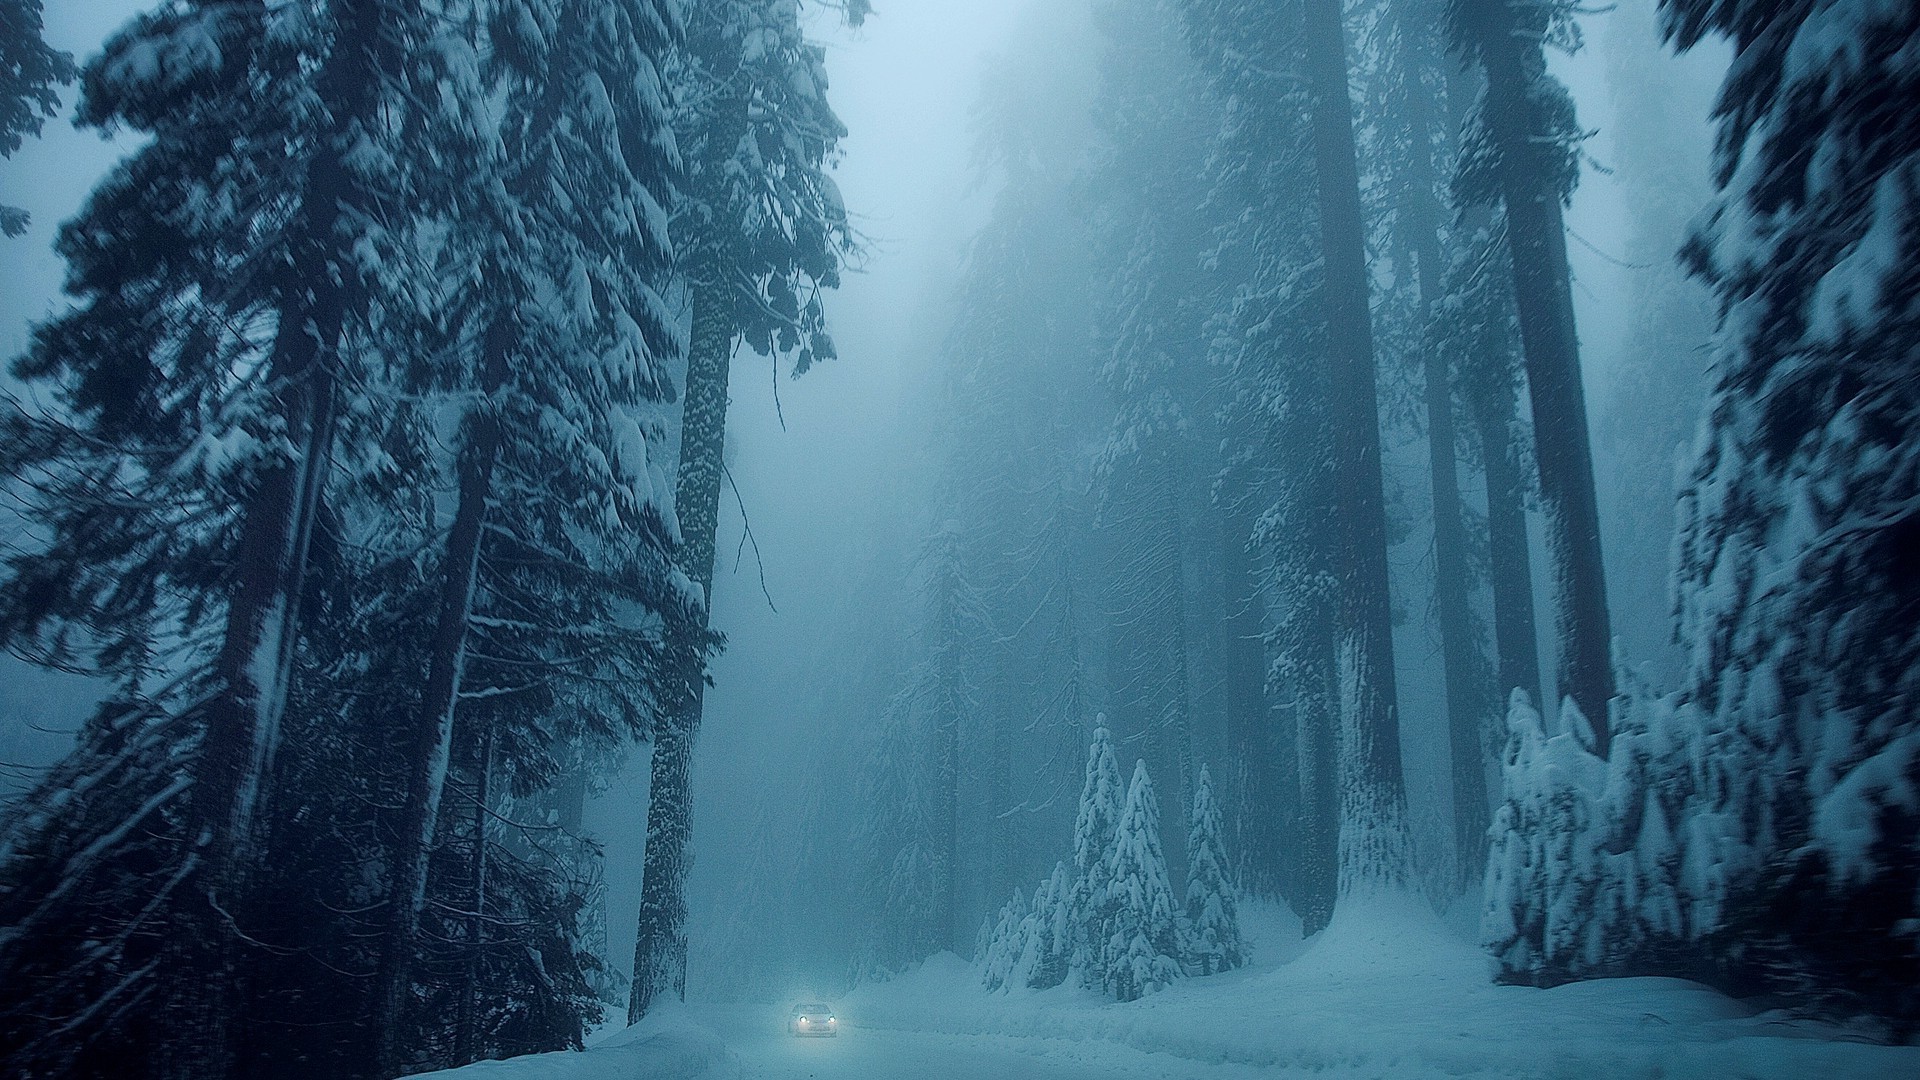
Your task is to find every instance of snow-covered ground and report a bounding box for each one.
[418,898,1918,1079]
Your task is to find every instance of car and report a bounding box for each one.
[788,1002,837,1037]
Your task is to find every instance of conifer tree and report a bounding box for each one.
[1072,722,1126,981]
[0,3,450,1072]
[632,0,853,1020]
[1301,0,1413,894]
[1667,0,1920,1020]
[1101,759,1183,1001]
[375,0,683,1062]
[1451,0,1617,746]
[1020,861,1075,990]
[1184,765,1242,975]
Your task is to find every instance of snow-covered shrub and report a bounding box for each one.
[1184,765,1243,975]
[1100,760,1184,1001]
[1016,862,1075,990]
[1484,680,1745,986]
[980,889,1030,991]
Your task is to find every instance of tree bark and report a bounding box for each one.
[1400,19,1496,879]
[174,0,374,1058]
[1300,0,1411,896]
[454,726,493,1067]
[374,317,507,1075]
[631,278,731,1021]
[1464,0,1616,749]
[1219,511,1286,899]
[1469,373,1545,715]
[1291,628,1339,934]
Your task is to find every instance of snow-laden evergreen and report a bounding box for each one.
[1071,722,1127,981]
[1184,765,1243,975]
[979,888,1030,992]
[1015,862,1076,991]
[1099,759,1185,1002]
[1663,0,1920,1023]
[1483,679,1746,985]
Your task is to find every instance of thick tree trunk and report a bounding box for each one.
[374,318,507,1075]
[1300,0,1411,896]
[1465,0,1616,749]
[631,279,731,1021]
[1292,629,1339,934]
[1400,23,1495,879]
[1219,512,1286,899]
[1470,374,1545,714]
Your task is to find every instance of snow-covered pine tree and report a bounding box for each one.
[1101,759,1184,1001]
[979,888,1030,992]
[1665,0,1920,1021]
[1184,764,1242,975]
[374,0,684,1063]
[632,0,855,1021]
[1297,0,1415,898]
[1483,679,1732,986]
[0,0,75,235]
[1072,722,1127,983]
[1019,861,1075,990]
[0,3,455,1072]
[1176,0,1367,930]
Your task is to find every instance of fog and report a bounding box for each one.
[6,0,1918,1076]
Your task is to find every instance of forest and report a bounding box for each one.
[0,0,1916,1077]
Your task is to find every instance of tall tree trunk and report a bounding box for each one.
[375,318,507,1074]
[454,726,493,1067]
[1220,512,1286,899]
[179,299,340,1080]
[1469,371,1545,715]
[1401,17,1496,879]
[631,278,731,1020]
[1300,0,1411,896]
[174,0,380,1051]
[1461,0,1616,749]
[1292,627,1339,933]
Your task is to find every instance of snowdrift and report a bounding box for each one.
[405,1004,738,1080]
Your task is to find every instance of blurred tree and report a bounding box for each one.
[0,0,75,235]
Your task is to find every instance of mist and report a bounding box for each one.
[2,0,1916,1077]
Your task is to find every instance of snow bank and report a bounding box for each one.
[847,895,1920,1078]
[405,1004,739,1080]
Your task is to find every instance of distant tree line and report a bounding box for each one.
[783,0,1919,1034]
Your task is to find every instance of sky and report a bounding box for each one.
[0,0,1728,988]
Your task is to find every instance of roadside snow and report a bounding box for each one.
[414,896,1918,1079]
[407,1003,737,1080]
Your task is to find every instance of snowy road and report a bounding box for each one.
[425,902,1920,1080]
[699,1004,1269,1080]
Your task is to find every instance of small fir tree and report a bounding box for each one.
[1101,759,1183,1002]
[1019,861,1075,990]
[1071,722,1126,983]
[979,888,1029,992]
[1184,765,1243,975]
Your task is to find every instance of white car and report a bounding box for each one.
[788,1002,837,1037]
